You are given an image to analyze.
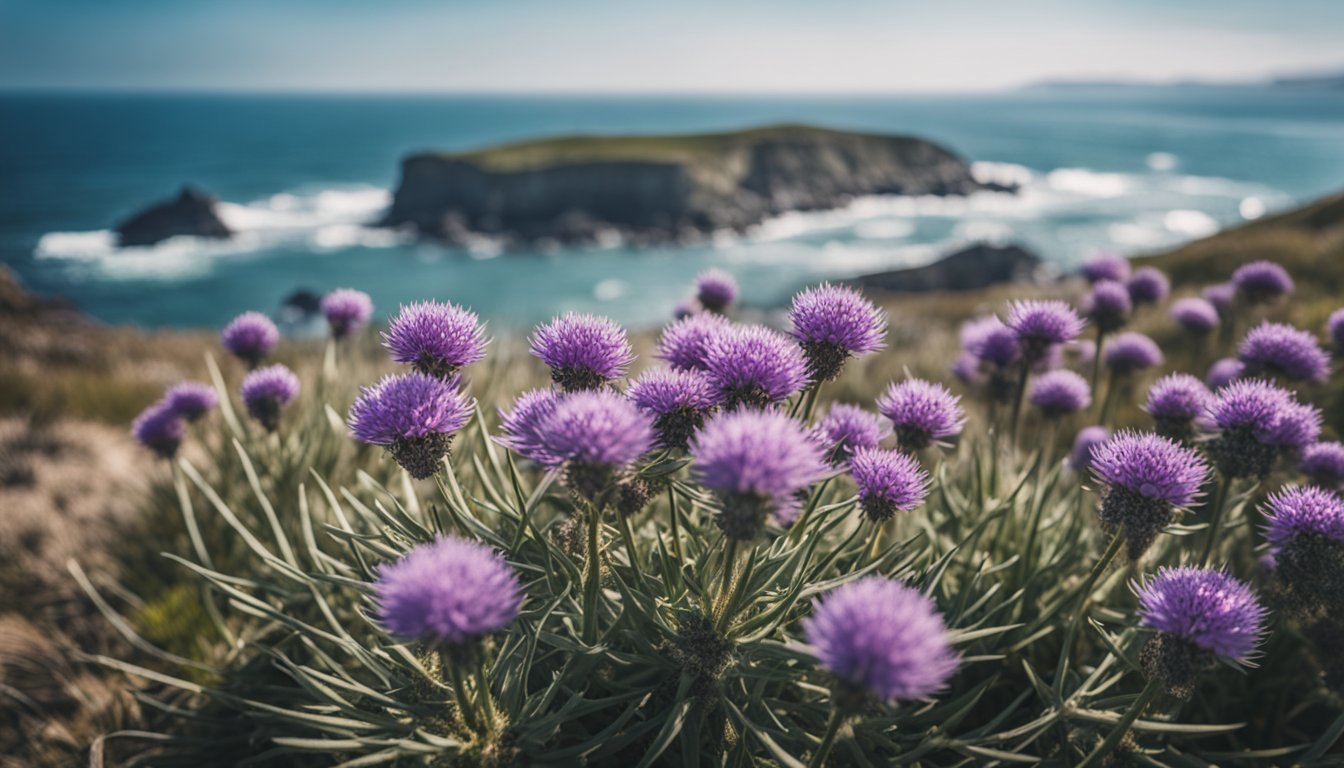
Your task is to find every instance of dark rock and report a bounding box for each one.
[852,243,1042,293]
[114,186,232,247]
[277,289,322,326]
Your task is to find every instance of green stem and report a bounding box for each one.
[1090,328,1107,406]
[582,501,603,645]
[713,538,740,633]
[618,511,650,591]
[1077,678,1162,768]
[1074,531,1125,618]
[443,653,481,733]
[1098,371,1121,428]
[864,525,884,563]
[473,655,496,737]
[809,707,846,768]
[1198,475,1233,567]
[1009,361,1031,447]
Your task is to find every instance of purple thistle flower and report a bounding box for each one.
[816,403,890,465]
[628,368,720,450]
[1204,378,1308,479]
[961,315,1021,370]
[1144,373,1212,441]
[1069,339,1097,368]
[672,298,699,320]
[703,324,808,409]
[375,537,522,649]
[950,352,985,387]
[1170,297,1220,334]
[132,401,186,459]
[321,288,373,339]
[1136,567,1266,665]
[789,283,888,381]
[1205,357,1245,390]
[1005,300,1085,363]
[1300,442,1344,489]
[1329,309,1344,356]
[848,448,930,521]
[1029,369,1091,418]
[1264,400,1322,453]
[1262,485,1344,615]
[530,312,633,392]
[384,301,488,380]
[1232,260,1294,304]
[1104,331,1162,375]
[348,372,474,479]
[1263,485,1344,553]
[1238,321,1330,383]
[1083,280,1132,332]
[163,381,218,421]
[877,379,965,452]
[240,364,299,432]
[690,408,828,540]
[1068,426,1110,472]
[538,390,653,498]
[695,268,738,313]
[657,311,730,372]
[1126,266,1170,306]
[1202,283,1236,317]
[221,311,279,367]
[1081,253,1131,284]
[497,388,561,466]
[804,576,958,703]
[1091,430,1209,557]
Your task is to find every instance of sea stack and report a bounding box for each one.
[114,186,233,247]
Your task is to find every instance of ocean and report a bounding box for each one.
[2,88,1342,332]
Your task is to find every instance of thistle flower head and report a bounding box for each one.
[221,311,279,366]
[627,367,720,450]
[497,388,561,466]
[788,283,887,380]
[1171,297,1219,334]
[1126,266,1170,305]
[1205,357,1245,389]
[1232,260,1294,304]
[1104,332,1163,375]
[804,576,958,703]
[1081,253,1131,284]
[1204,378,1305,479]
[1300,442,1344,489]
[383,301,488,379]
[672,298,699,320]
[321,288,373,339]
[1238,321,1330,382]
[1029,369,1091,418]
[1137,567,1266,664]
[657,312,730,372]
[538,390,653,472]
[1329,309,1344,356]
[848,448,930,521]
[1092,430,1209,557]
[1202,283,1236,317]
[530,312,633,391]
[1263,485,1344,553]
[163,381,218,421]
[877,379,965,451]
[1083,280,1132,332]
[815,403,889,465]
[703,324,808,409]
[950,353,985,387]
[1264,401,1322,452]
[695,268,738,313]
[375,537,522,649]
[1005,300,1085,361]
[348,372,474,479]
[1144,373,1212,440]
[132,401,186,459]
[961,315,1021,370]
[1068,426,1110,472]
[240,364,300,432]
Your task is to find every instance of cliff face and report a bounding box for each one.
[382,125,994,245]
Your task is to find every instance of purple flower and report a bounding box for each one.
[530,313,633,391]
[1068,426,1110,472]
[1170,297,1219,334]
[164,381,218,421]
[1082,280,1132,332]
[1263,485,1344,554]
[538,390,653,471]
[1202,283,1235,317]
[1091,430,1209,557]
[1264,401,1322,453]
[950,353,985,387]
[1137,567,1266,664]
[1205,357,1245,390]
[221,311,279,367]
[1300,442,1344,489]
[132,401,186,459]
[696,268,738,313]
[1205,378,1309,478]
[1029,369,1091,418]
[497,388,561,466]
[348,372,474,479]
[1144,373,1212,441]
[672,298,699,320]
[657,312,730,372]
[1081,253,1131,284]
[804,576,958,703]
[240,364,299,432]
[690,408,828,539]
[816,403,889,465]
[788,283,887,381]
[375,537,522,648]
[1238,321,1330,383]
[1005,300,1085,363]
[1126,267,1170,306]
[961,315,1021,370]
[1232,260,1294,304]
[849,448,930,521]
[877,379,965,452]
[628,368,720,450]
[1329,309,1344,356]
[384,301,488,379]
[1104,331,1162,375]
[703,324,808,409]
[321,288,373,339]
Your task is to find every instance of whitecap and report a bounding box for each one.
[594,278,628,301]
[1045,168,1132,198]
[852,219,915,240]
[1146,152,1178,172]
[1239,197,1267,220]
[1163,209,1219,237]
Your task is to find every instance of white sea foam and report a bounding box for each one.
[1045,168,1132,198]
[1146,152,1179,172]
[1240,196,1267,220]
[1163,209,1219,237]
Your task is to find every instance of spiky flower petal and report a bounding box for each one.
[1126,267,1170,306]
[1171,297,1219,334]
[221,311,279,367]
[348,372,474,479]
[1029,369,1091,418]
[703,324,808,409]
[163,381,218,421]
[240,364,300,432]
[815,403,889,465]
[878,379,965,451]
[1104,332,1162,375]
[384,301,488,379]
[788,283,887,381]
[848,448,930,521]
[132,401,186,459]
[375,537,522,649]
[1137,567,1266,664]
[695,268,738,313]
[1238,321,1330,382]
[628,368,720,450]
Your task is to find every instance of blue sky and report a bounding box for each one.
[2,0,1341,92]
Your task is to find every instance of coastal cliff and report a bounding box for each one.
[382,124,996,245]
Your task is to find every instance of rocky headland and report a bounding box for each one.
[114,186,232,247]
[852,243,1043,294]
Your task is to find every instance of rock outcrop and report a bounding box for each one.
[382,124,1001,246]
[853,243,1042,293]
[114,186,232,247]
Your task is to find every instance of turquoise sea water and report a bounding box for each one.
[1,88,1342,331]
